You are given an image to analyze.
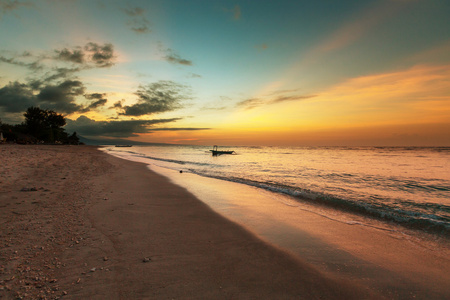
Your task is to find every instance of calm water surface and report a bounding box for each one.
[104,145,450,235]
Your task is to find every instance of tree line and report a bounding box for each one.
[0,107,81,145]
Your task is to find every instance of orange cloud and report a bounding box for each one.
[317,64,450,126]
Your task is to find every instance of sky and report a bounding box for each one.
[0,0,449,146]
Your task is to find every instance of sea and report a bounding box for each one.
[103,145,450,237]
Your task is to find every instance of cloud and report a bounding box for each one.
[0,81,35,113]
[236,92,317,110]
[270,94,317,104]
[65,115,185,137]
[85,92,106,100]
[55,47,85,64]
[110,100,124,109]
[0,79,90,115]
[315,64,450,125]
[87,98,107,109]
[41,67,81,83]
[1,42,115,79]
[36,80,85,113]
[119,81,191,116]
[236,98,264,110]
[83,93,108,111]
[122,5,151,34]
[0,54,42,71]
[53,42,115,68]
[83,42,115,67]
[162,48,193,66]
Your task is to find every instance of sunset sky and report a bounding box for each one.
[1,0,449,146]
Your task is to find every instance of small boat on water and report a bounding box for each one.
[115,145,132,147]
[210,145,235,156]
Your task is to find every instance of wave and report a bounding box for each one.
[112,149,214,167]
[187,170,450,236]
[107,147,450,237]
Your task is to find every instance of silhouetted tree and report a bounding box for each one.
[68,131,80,145]
[23,107,67,143]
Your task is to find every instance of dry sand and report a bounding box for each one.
[1,145,372,299]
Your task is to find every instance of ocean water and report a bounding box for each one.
[103,145,450,235]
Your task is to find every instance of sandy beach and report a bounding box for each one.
[1,145,448,299]
[0,145,368,299]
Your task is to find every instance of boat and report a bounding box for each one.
[210,145,235,156]
[115,145,132,147]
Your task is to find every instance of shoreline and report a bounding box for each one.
[106,147,450,299]
[1,145,372,299]
[104,145,450,238]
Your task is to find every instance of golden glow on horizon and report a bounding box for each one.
[134,63,450,146]
[242,64,450,128]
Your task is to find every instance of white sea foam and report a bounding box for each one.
[103,145,450,235]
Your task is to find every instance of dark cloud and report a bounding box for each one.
[0,55,42,71]
[53,42,115,68]
[119,81,190,116]
[65,115,184,137]
[271,94,317,104]
[0,79,88,115]
[83,93,108,111]
[236,98,264,110]
[87,98,107,109]
[36,80,85,113]
[0,41,116,120]
[122,6,151,34]
[83,42,115,67]
[85,93,106,100]
[110,100,124,109]
[27,67,82,91]
[236,93,317,109]
[42,67,81,83]
[146,127,211,131]
[55,47,85,64]
[0,42,115,81]
[0,81,35,113]
[163,48,192,66]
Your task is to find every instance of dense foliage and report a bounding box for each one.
[0,107,80,144]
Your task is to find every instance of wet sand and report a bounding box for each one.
[150,164,450,299]
[1,145,372,299]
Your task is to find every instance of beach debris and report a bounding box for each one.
[20,187,37,192]
[142,257,151,263]
[103,256,109,261]
[90,267,96,272]
[179,170,183,173]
